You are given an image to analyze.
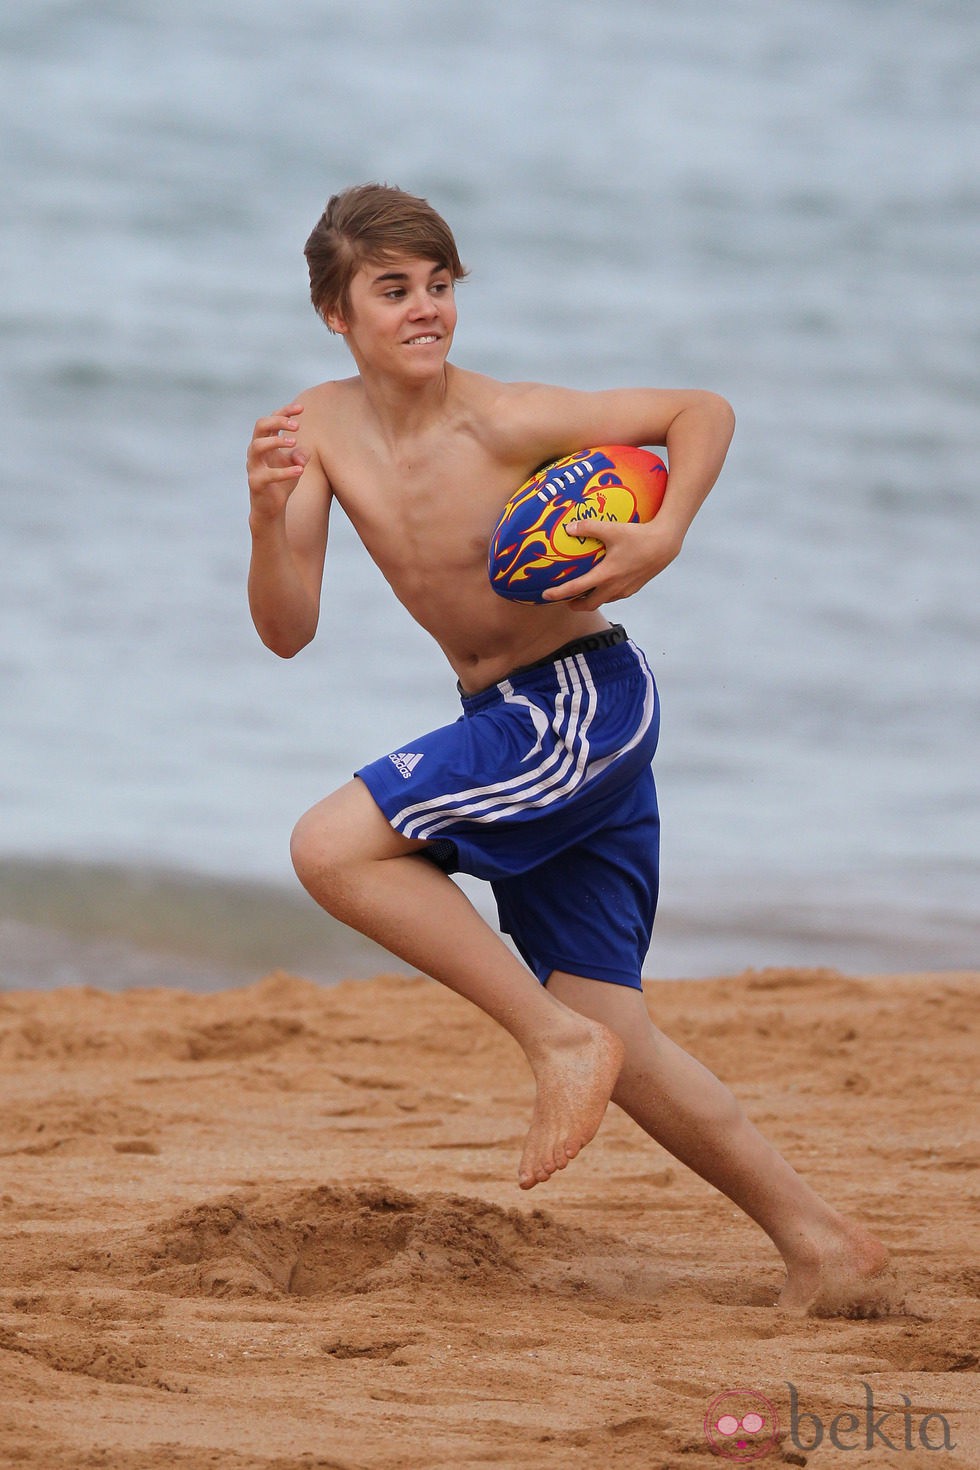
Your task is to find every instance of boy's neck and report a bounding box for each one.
[358,360,455,446]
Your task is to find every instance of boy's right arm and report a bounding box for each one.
[247,401,331,657]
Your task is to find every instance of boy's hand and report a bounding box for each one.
[541,518,683,612]
[247,403,310,520]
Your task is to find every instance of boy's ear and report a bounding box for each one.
[326,308,349,335]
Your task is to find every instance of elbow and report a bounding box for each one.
[248,589,319,658]
[255,621,317,659]
[669,391,735,452]
[705,390,736,442]
[266,631,314,659]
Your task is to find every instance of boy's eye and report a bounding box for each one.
[380,277,450,301]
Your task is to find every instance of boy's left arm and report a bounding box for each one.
[512,385,735,611]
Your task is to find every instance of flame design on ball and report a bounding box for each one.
[488,445,668,603]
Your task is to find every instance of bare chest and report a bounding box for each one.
[329,434,518,574]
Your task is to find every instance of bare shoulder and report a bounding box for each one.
[454,376,617,470]
[294,375,363,427]
[455,372,615,434]
[449,371,575,459]
[454,371,555,416]
[287,378,369,484]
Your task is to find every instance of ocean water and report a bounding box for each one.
[1,0,977,988]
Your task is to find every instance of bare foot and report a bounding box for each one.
[517,1019,625,1189]
[778,1221,901,1318]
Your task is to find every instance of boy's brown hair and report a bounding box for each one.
[304,183,467,328]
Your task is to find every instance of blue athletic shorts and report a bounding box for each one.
[355,626,660,989]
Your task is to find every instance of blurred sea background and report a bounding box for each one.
[1,0,977,991]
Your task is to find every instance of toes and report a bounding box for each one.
[518,1162,552,1189]
[518,1131,585,1188]
[518,1152,560,1189]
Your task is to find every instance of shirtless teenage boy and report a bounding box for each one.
[247,183,889,1313]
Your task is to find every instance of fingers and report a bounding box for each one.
[540,521,625,605]
[253,457,307,485]
[563,518,631,545]
[248,450,306,491]
[247,404,310,523]
[541,525,608,604]
[541,560,634,608]
[250,434,307,470]
[250,405,303,452]
[247,403,308,485]
[250,402,302,438]
[254,402,304,434]
[542,517,671,606]
[542,573,605,608]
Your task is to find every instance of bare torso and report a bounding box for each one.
[298,366,611,692]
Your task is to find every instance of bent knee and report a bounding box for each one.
[289,781,421,895]
[286,818,319,902]
[289,788,359,886]
[290,807,326,889]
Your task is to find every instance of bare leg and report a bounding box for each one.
[290,780,624,1188]
[548,971,892,1315]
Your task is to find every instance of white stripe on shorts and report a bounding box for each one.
[584,641,658,780]
[411,641,658,839]
[407,653,601,839]
[392,653,595,840]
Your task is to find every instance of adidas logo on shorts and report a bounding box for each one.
[388,750,424,780]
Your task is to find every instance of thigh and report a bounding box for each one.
[292,778,432,867]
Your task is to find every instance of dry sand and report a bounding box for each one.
[0,965,977,1469]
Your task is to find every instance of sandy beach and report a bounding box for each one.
[1,965,977,1469]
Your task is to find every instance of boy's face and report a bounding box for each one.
[328,255,457,378]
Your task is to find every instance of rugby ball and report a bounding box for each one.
[488,445,668,603]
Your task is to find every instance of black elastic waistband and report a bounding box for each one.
[509,624,628,677]
[457,625,630,701]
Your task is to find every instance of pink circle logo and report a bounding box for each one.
[704,1389,780,1460]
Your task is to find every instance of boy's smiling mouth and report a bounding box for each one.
[405,333,439,345]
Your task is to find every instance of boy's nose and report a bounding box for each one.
[407,290,437,317]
